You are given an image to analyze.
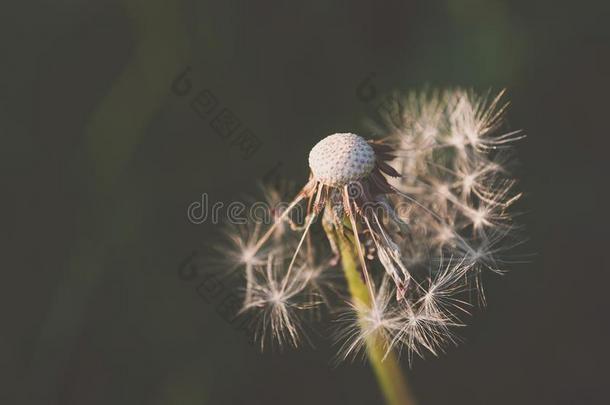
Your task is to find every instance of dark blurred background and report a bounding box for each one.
[2,0,609,404]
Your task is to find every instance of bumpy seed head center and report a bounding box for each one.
[308,133,376,187]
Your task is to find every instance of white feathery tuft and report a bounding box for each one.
[209,88,525,362]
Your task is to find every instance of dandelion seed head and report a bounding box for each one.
[308,133,376,186]
[208,88,525,362]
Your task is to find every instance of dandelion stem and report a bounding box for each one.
[337,232,417,405]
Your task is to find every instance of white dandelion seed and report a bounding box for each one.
[241,255,317,350]
[334,275,405,362]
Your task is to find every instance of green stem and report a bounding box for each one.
[337,233,417,405]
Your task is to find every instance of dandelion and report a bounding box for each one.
[241,255,315,350]
[210,89,524,405]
